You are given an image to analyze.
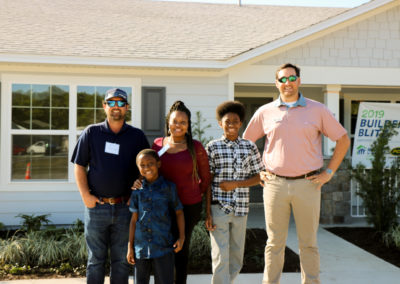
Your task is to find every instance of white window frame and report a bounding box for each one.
[0,73,141,192]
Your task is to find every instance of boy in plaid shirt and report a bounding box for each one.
[205,101,264,284]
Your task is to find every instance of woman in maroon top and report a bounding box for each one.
[147,101,211,284]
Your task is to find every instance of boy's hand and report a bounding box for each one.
[219,181,237,191]
[131,177,143,190]
[205,215,216,231]
[173,238,185,253]
[126,248,135,265]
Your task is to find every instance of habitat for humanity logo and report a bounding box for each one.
[391,147,400,156]
[356,145,370,155]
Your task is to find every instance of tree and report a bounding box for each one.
[352,123,400,233]
[192,111,213,146]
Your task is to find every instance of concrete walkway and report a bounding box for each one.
[1,204,400,284]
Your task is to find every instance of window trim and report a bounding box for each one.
[1,73,141,190]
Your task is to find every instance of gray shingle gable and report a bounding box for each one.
[0,0,347,61]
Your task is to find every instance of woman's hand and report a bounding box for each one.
[131,177,143,190]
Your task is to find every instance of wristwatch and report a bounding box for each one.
[325,168,334,176]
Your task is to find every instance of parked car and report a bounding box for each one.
[26,141,47,154]
[26,141,59,155]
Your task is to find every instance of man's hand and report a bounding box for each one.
[306,171,333,190]
[173,238,185,253]
[205,214,216,231]
[83,193,102,208]
[126,247,135,265]
[219,181,237,192]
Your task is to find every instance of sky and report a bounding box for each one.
[158,0,371,8]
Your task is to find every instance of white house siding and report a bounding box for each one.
[0,191,83,227]
[0,69,229,226]
[142,75,229,140]
[257,6,400,68]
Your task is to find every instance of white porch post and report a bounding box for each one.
[323,84,341,156]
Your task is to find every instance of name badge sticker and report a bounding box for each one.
[105,142,120,155]
[157,144,170,157]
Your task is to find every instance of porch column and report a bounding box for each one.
[323,84,341,156]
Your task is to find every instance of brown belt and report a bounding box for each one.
[274,170,320,180]
[100,195,130,205]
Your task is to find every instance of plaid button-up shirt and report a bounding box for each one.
[206,136,265,216]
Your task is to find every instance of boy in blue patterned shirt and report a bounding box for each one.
[205,101,265,284]
[127,149,185,284]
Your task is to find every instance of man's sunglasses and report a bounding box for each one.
[277,75,298,83]
[105,101,127,107]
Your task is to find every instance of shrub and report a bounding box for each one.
[352,123,400,233]
[383,225,400,249]
[0,230,87,268]
[188,221,211,272]
[16,214,51,232]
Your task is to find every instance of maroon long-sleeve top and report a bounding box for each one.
[152,137,211,205]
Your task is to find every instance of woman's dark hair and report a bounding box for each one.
[216,101,245,122]
[136,149,160,165]
[165,101,198,180]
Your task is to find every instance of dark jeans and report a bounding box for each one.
[135,252,175,284]
[84,203,131,284]
[172,201,202,284]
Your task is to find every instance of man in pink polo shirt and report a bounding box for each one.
[243,63,350,284]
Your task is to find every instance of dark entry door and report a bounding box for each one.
[141,87,166,145]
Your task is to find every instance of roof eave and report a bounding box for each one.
[0,54,227,71]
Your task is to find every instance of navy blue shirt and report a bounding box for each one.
[129,176,183,259]
[71,120,149,198]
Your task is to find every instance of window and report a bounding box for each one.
[11,84,70,180]
[1,74,139,185]
[12,84,69,130]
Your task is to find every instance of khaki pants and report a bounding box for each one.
[210,205,248,284]
[262,177,321,284]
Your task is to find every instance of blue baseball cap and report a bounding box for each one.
[105,88,128,102]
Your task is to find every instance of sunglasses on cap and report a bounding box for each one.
[277,75,298,83]
[105,100,127,107]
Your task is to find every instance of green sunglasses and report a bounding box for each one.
[105,101,127,107]
[277,75,298,83]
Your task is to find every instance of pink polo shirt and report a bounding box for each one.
[243,95,347,177]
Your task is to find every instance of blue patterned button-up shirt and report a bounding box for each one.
[129,176,183,259]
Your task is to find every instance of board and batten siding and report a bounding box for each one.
[258,5,400,68]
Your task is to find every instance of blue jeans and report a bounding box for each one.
[135,252,175,284]
[84,203,131,284]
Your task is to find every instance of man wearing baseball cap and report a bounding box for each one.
[72,88,150,283]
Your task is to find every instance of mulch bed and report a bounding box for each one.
[188,228,300,274]
[326,227,400,268]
